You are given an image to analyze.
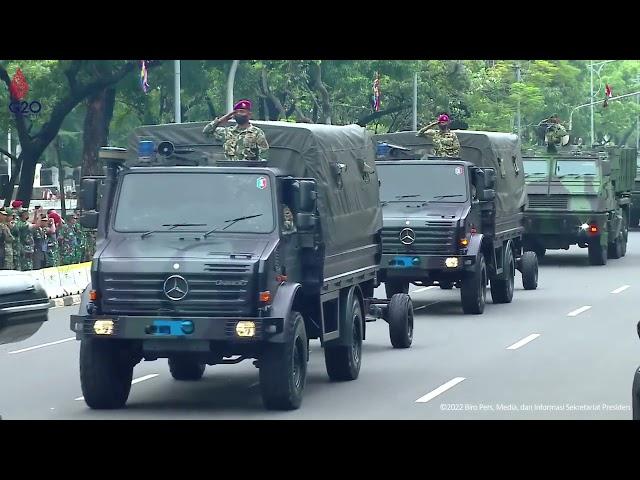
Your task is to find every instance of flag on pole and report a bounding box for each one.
[140,61,150,94]
[9,68,29,101]
[603,83,612,108]
[372,72,381,112]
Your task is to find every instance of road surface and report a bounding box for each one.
[2,234,638,419]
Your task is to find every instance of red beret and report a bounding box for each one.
[233,99,252,111]
[11,200,23,208]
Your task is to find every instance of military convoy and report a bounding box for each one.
[69,115,640,412]
[372,131,538,314]
[71,121,415,411]
[522,145,637,265]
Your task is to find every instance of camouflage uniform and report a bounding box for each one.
[58,223,80,265]
[417,127,461,157]
[31,226,46,270]
[46,228,60,267]
[203,120,269,160]
[84,229,97,262]
[546,123,568,145]
[19,220,35,271]
[11,218,22,271]
[0,223,14,270]
[282,206,296,233]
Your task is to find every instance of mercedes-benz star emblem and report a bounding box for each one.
[163,275,189,301]
[399,228,416,245]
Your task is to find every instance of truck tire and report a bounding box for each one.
[490,245,515,304]
[168,357,206,381]
[439,281,454,290]
[621,214,629,257]
[608,235,623,260]
[385,280,409,299]
[80,339,134,410]
[461,253,487,315]
[588,241,607,266]
[259,311,308,410]
[520,251,538,290]
[388,293,413,349]
[324,297,363,381]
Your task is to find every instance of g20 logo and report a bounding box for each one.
[9,100,42,116]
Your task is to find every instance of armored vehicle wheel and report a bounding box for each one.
[461,253,487,315]
[491,245,515,304]
[608,235,623,260]
[588,241,607,266]
[168,356,206,381]
[521,251,539,290]
[439,281,454,290]
[388,293,413,349]
[385,280,409,299]
[259,311,308,410]
[80,339,134,409]
[621,216,629,257]
[324,297,363,380]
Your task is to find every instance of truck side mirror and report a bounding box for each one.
[293,180,317,213]
[0,174,9,199]
[601,161,611,176]
[79,211,99,229]
[478,189,496,202]
[484,168,497,189]
[79,179,99,211]
[295,212,316,231]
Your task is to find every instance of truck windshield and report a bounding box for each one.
[377,163,468,203]
[114,172,275,233]
[523,159,549,177]
[554,160,597,177]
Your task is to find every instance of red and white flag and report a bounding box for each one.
[603,84,613,108]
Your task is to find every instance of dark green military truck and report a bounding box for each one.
[522,145,637,265]
[71,121,413,411]
[630,156,640,229]
[373,131,539,315]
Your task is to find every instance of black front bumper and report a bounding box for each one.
[380,253,476,280]
[70,314,285,343]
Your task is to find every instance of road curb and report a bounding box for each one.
[49,294,81,309]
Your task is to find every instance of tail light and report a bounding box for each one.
[589,224,599,234]
[89,290,98,301]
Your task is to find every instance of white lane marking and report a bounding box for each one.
[414,301,441,311]
[415,377,466,403]
[567,306,592,317]
[611,285,630,294]
[75,374,159,401]
[8,337,75,354]
[413,286,438,293]
[506,333,541,350]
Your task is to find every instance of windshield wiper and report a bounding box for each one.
[202,214,263,238]
[431,194,464,200]
[395,194,422,199]
[141,223,207,239]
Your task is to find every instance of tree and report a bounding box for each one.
[0,60,158,206]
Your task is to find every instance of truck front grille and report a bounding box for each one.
[382,221,457,254]
[527,195,568,209]
[101,266,255,317]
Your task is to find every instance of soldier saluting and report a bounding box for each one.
[202,99,269,161]
[416,114,461,158]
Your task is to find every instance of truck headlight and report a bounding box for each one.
[93,320,114,335]
[445,257,459,268]
[236,321,256,337]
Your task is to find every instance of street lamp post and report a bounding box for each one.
[588,60,617,145]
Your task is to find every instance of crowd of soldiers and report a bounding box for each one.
[0,201,96,271]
